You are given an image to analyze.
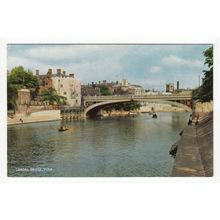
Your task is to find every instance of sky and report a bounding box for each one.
[7,44,212,91]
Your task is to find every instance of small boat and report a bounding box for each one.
[58,127,69,132]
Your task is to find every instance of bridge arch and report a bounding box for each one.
[84,99,192,117]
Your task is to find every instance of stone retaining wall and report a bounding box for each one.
[172,112,213,177]
[195,101,213,113]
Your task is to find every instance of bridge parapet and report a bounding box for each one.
[83,94,192,102]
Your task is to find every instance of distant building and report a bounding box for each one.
[122,79,129,87]
[112,79,144,96]
[128,85,145,96]
[81,79,144,97]
[81,84,100,96]
[166,83,174,93]
[145,91,160,95]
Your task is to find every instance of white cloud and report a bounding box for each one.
[149,66,161,73]
[25,45,132,62]
[162,55,203,68]
[7,56,49,72]
[7,52,123,84]
[64,58,123,83]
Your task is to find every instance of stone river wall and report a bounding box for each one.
[172,112,213,177]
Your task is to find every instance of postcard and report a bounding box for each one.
[7,44,213,177]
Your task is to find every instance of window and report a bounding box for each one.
[64,92,67,95]
[60,84,63,87]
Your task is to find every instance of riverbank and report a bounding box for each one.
[172,112,213,177]
[7,110,61,125]
[100,107,186,118]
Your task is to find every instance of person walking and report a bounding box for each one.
[195,113,200,125]
[188,114,193,125]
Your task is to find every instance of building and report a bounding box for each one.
[52,69,81,107]
[81,84,100,96]
[112,79,144,96]
[121,79,129,87]
[36,69,53,92]
[17,88,31,105]
[16,88,31,114]
[36,68,81,107]
[81,79,145,97]
[128,85,145,96]
[166,83,174,93]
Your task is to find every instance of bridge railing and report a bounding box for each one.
[83,94,192,100]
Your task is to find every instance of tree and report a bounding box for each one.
[7,82,18,111]
[99,85,113,96]
[7,66,40,110]
[8,66,39,89]
[41,88,67,105]
[197,46,213,102]
[103,101,141,112]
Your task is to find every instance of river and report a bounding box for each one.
[8,112,189,177]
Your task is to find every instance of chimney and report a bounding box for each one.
[57,69,62,76]
[177,81,179,90]
[48,68,52,76]
[69,73,74,78]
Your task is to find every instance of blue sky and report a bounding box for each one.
[7,44,212,91]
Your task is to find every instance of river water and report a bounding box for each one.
[8,112,189,177]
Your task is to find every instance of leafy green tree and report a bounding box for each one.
[99,85,113,96]
[41,88,67,105]
[122,101,141,111]
[7,82,19,111]
[103,101,141,112]
[7,66,40,110]
[196,46,213,102]
[8,66,39,89]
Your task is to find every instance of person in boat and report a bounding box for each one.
[152,113,157,118]
[59,124,69,131]
[59,126,64,131]
[59,126,66,131]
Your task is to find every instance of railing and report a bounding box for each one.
[83,94,192,100]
